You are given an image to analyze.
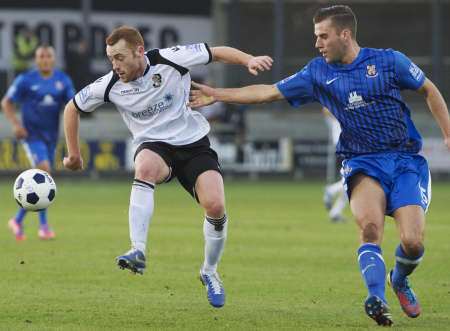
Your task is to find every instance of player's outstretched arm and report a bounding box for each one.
[189,81,284,108]
[1,96,28,139]
[210,46,273,76]
[63,100,84,170]
[417,78,450,150]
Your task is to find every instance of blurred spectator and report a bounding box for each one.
[12,27,38,76]
[66,39,91,91]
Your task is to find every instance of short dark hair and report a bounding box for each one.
[313,5,357,38]
[106,25,144,49]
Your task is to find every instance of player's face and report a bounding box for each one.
[314,19,347,63]
[106,39,144,82]
[35,47,55,74]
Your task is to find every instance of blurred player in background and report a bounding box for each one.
[63,26,272,308]
[2,45,75,241]
[189,5,450,325]
[322,107,347,222]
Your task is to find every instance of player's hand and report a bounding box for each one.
[13,125,28,139]
[445,136,450,150]
[247,56,273,76]
[63,154,84,171]
[189,81,217,109]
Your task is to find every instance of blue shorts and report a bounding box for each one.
[341,152,431,215]
[22,139,57,167]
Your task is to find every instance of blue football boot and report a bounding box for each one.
[199,270,225,308]
[387,270,421,318]
[116,249,146,275]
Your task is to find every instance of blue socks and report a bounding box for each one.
[14,208,49,228]
[358,243,386,303]
[39,209,48,227]
[15,208,27,224]
[392,244,424,287]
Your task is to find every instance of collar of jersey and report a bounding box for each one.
[143,64,150,76]
[329,47,367,71]
[143,54,150,76]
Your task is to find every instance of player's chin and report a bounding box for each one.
[118,73,129,82]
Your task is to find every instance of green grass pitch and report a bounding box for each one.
[1,179,449,330]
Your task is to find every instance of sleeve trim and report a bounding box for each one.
[72,97,89,114]
[204,43,213,64]
[104,73,120,103]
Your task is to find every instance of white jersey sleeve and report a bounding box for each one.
[73,71,115,113]
[158,43,212,69]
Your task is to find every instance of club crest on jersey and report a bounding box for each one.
[152,74,162,88]
[366,65,378,78]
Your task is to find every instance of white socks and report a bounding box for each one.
[327,179,344,196]
[202,215,228,274]
[330,190,347,218]
[129,179,155,253]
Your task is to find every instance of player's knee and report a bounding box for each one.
[134,165,158,183]
[37,162,51,173]
[361,222,381,243]
[202,197,225,219]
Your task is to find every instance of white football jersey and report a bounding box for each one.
[73,43,212,149]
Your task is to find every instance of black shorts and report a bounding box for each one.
[134,136,222,200]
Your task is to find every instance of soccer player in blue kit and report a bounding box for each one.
[189,5,450,326]
[2,45,75,241]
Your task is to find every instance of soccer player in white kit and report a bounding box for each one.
[322,107,347,222]
[63,25,273,308]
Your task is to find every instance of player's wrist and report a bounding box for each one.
[67,152,81,160]
[245,55,255,67]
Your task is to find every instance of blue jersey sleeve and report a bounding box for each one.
[276,64,315,107]
[393,51,425,90]
[6,74,27,103]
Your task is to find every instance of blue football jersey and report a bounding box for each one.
[276,48,426,158]
[6,69,75,143]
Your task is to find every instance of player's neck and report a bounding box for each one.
[39,69,53,78]
[341,43,360,65]
[131,58,148,81]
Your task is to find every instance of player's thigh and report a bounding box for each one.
[35,160,51,173]
[22,140,49,169]
[36,142,56,173]
[349,173,387,242]
[134,148,170,184]
[177,152,224,211]
[195,170,226,214]
[389,161,431,214]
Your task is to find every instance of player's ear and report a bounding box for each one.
[136,45,145,56]
[341,29,351,41]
